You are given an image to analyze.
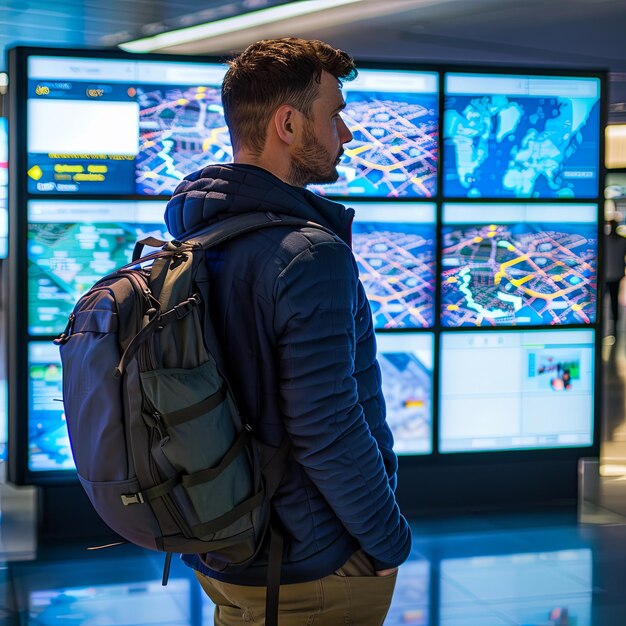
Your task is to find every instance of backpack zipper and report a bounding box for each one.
[120,262,199,538]
[121,270,159,371]
[123,266,193,537]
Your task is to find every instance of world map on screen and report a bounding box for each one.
[444,93,600,199]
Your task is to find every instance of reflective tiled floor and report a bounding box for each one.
[3,505,626,625]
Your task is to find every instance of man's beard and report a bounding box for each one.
[288,122,342,188]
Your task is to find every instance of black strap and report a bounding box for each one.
[257,440,291,625]
[141,474,181,502]
[162,552,173,586]
[128,425,251,506]
[265,522,284,626]
[160,384,228,428]
[157,293,201,328]
[115,305,161,376]
[191,490,265,536]
[262,437,292,499]
[86,540,128,550]
[186,211,336,250]
[182,427,250,488]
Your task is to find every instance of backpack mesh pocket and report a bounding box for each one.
[140,361,255,526]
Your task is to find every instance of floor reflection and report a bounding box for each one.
[439,549,591,626]
[2,510,626,625]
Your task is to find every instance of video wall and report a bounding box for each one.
[7,47,604,484]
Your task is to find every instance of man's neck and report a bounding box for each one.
[234,151,293,186]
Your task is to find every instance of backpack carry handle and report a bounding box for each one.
[133,236,171,262]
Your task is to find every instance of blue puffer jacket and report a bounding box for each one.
[165,163,412,585]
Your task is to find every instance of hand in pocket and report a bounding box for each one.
[375,567,398,577]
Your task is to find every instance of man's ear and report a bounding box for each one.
[273,104,300,145]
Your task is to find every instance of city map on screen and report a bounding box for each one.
[377,332,433,455]
[310,69,438,198]
[352,203,436,328]
[135,62,230,195]
[441,204,597,327]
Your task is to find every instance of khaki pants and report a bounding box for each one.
[194,550,398,625]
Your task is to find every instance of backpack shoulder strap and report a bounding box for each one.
[184,211,337,250]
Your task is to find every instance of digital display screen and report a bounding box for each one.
[440,549,592,626]
[352,202,436,328]
[444,73,601,199]
[0,117,8,258]
[28,341,72,472]
[309,69,439,198]
[440,329,595,452]
[26,56,228,195]
[28,200,169,335]
[377,332,433,455]
[441,203,597,327]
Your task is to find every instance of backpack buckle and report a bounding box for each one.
[158,294,201,328]
[121,492,145,506]
[174,294,201,319]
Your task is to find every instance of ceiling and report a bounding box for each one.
[2,0,626,120]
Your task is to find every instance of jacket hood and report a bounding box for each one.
[164,163,354,244]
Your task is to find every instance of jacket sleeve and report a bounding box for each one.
[273,239,412,570]
[355,312,399,494]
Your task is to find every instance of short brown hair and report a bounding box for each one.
[222,38,357,155]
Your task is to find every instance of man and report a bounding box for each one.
[605,218,626,336]
[164,37,412,625]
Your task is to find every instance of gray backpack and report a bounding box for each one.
[56,211,330,624]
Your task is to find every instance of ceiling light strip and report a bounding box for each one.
[120,0,365,53]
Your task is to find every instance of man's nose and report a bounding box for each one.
[339,116,353,144]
